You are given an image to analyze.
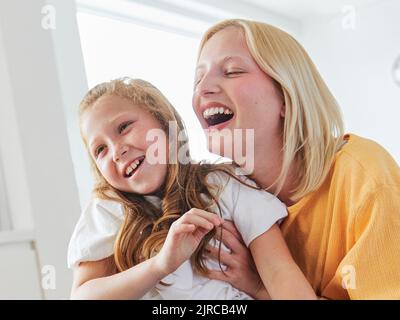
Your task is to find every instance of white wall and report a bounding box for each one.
[300,0,400,162]
[0,0,84,299]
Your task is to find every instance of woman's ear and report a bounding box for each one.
[280,101,286,118]
[273,79,285,118]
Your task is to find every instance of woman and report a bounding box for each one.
[192,19,400,299]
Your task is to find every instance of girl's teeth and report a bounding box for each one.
[126,166,133,175]
[126,158,143,176]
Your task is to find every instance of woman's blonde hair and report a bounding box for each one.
[198,19,345,201]
[79,78,233,276]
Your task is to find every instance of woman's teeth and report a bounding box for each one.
[203,107,233,119]
[202,106,234,127]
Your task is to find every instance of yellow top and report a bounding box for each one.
[281,134,400,299]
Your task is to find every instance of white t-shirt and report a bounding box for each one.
[67,171,287,299]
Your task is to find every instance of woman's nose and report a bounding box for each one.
[195,73,221,97]
[113,144,129,162]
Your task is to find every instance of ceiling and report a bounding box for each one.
[242,0,381,21]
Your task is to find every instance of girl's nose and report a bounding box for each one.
[113,144,129,162]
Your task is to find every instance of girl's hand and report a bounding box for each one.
[205,220,267,299]
[154,208,222,276]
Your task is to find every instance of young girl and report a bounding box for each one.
[68,77,316,300]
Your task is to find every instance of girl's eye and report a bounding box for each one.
[95,145,106,158]
[118,121,133,134]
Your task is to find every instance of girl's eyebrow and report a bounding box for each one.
[87,115,122,151]
[109,111,130,125]
[89,136,102,151]
[88,112,135,150]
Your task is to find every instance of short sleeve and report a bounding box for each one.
[67,199,125,268]
[207,171,288,247]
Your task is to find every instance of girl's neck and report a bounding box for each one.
[146,188,164,199]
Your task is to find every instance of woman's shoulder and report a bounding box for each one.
[334,133,400,187]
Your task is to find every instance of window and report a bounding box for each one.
[76,10,219,162]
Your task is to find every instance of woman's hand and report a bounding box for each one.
[154,208,222,276]
[205,220,269,299]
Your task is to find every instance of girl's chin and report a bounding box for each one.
[124,180,164,196]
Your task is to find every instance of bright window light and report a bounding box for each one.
[76,11,219,162]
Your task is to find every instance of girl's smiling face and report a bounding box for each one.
[81,95,168,195]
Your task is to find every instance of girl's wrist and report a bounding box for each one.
[149,255,170,280]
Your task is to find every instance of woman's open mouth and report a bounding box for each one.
[124,156,145,178]
[203,106,234,128]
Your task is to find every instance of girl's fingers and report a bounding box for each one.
[192,226,212,239]
[181,212,217,230]
[173,223,196,234]
[186,208,223,226]
[173,224,211,243]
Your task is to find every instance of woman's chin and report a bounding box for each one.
[206,142,234,159]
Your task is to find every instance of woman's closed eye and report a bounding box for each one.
[224,70,245,76]
[194,75,203,88]
[194,70,245,87]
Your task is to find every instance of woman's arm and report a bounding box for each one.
[249,223,316,300]
[205,220,270,299]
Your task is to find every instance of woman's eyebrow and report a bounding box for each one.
[222,56,235,63]
[222,55,250,65]
[196,55,248,70]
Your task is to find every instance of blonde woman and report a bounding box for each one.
[192,19,400,299]
[68,78,316,299]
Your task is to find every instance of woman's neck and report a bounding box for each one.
[249,148,297,207]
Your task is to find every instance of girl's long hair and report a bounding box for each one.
[79,78,239,276]
[198,19,345,201]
